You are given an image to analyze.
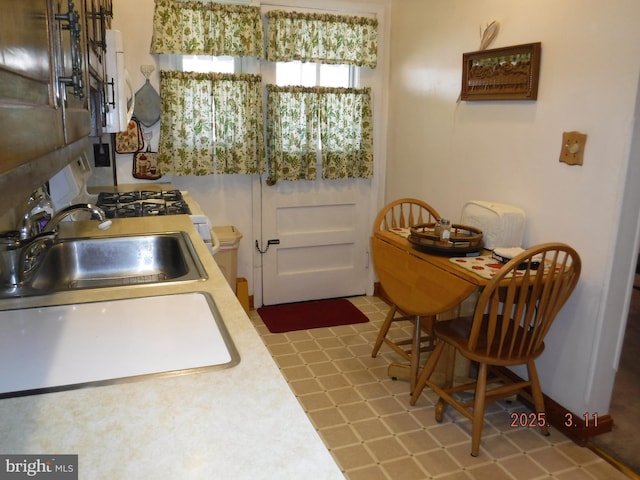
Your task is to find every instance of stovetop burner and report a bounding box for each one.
[97,191,141,204]
[163,190,184,202]
[140,190,163,201]
[165,201,191,215]
[96,190,191,218]
[118,203,143,218]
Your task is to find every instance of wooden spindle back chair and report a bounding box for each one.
[410,243,581,456]
[371,198,441,388]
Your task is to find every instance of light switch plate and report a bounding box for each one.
[560,131,587,166]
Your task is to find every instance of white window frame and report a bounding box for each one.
[180,55,238,73]
[275,61,359,88]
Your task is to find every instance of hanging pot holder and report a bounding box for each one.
[134,78,162,127]
[114,118,144,154]
[133,148,162,180]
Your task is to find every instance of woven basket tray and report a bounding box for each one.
[408,223,484,256]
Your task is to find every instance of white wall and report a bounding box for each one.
[109,0,390,304]
[109,0,257,289]
[387,0,640,415]
[108,0,640,414]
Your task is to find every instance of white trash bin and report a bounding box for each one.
[211,226,242,293]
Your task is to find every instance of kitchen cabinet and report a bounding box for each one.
[85,0,108,76]
[84,0,112,136]
[55,0,91,145]
[0,0,67,173]
[0,0,108,209]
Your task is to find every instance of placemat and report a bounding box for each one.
[450,255,550,280]
[449,255,506,279]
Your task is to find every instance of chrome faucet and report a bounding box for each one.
[41,203,112,234]
[0,196,112,291]
[0,231,56,288]
[17,186,53,240]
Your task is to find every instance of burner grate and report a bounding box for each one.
[117,203,142,218]
[96,191,190,218]
[141,202,166,216]
[140,190,163,201]
[163,190,184,202]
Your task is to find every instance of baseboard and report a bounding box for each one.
[495,366,613,445]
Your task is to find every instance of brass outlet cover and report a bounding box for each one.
[560,131,587,166]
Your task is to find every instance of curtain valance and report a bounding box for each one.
[266,10,378,68]
[151,0,264,58]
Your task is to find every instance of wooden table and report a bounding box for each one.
[371,230,491,390]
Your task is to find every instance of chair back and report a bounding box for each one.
[468,243,581,362]
[373,198,440,233]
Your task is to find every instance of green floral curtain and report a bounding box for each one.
[151,0,264,58]
[266,10,378,68]
[266,85,320,182]
[158,71,265,176]
[267,85,373,183]
[320,88,374,180]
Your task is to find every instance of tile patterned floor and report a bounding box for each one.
[250,296,629,480]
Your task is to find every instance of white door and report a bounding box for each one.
[260,177,371,305]
[256,3,388,306]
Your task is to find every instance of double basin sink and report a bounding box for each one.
[0,231,240,398]
[13,231,208,296]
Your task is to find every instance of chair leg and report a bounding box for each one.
[443,343,456,389]
[409,341,445,406]
[471,362,488,457]
[527,360,550,436]
[372,304,397,357]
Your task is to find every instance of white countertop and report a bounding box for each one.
[0,216,344,479]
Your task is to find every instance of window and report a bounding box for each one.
[177,56,234,147]
[157,71,265,176]
[182,55,236,73]
[267,59,372,183]
[152,3,376,179]
[275,61,357,88]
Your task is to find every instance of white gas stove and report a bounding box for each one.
[91,188,219,254]
[48,161,219,253]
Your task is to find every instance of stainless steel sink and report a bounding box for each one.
[27,232,207,293]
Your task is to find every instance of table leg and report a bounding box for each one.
[410,314,421,392]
